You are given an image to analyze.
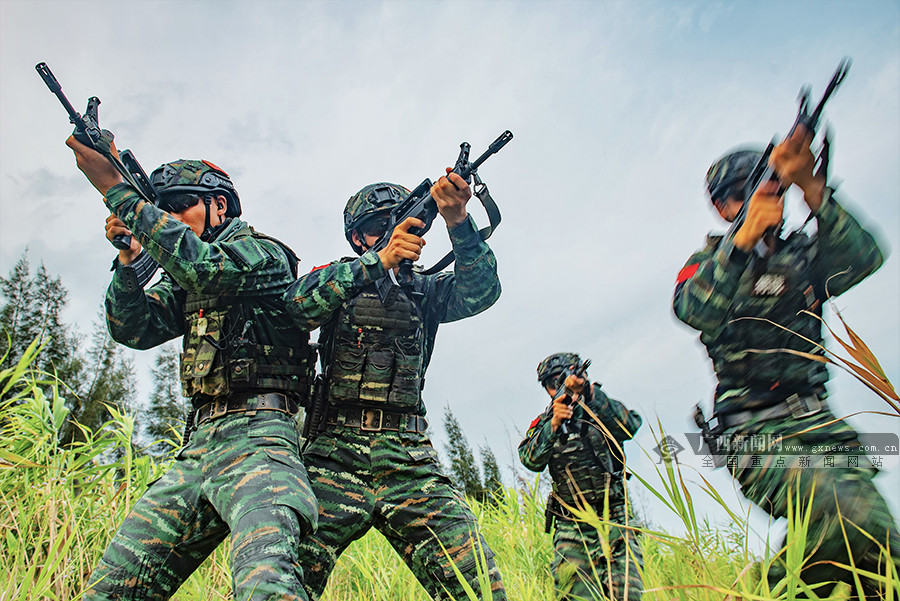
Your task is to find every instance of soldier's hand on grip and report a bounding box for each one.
[67,134,124,196]
[562,374,588,395]
[377,217,426,271]
[431,168,471,228]
[733,181,785,251]
[105,214,142,263]
[550,395,575,432]
[770,125,826,212]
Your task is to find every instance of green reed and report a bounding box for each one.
[2,341,896,600]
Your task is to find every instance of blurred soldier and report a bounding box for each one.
[67,137,318,601]
[673,126,900,596]
[286,174,506,600]
[519,353,643,600]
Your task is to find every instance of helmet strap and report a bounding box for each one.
[200,194,215,242]
[352,229,369,254]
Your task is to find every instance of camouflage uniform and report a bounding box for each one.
[673,187,900,595]
[519,361,643,600]
[84,163,318,601]
[285,211,506,600]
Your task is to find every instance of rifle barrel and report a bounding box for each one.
[471,130,513,171]
[35,62,83,125]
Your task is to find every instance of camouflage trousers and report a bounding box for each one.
[550,503,643,600]
[299,427,507,600]
[722,402,900,598]
[84,409,318,601]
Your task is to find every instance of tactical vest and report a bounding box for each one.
[179,227,313,403]
[548,417,626,508]
[323,284,425,411]
[701,233,827,392]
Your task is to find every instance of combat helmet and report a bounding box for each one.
[537,352,582,388]
[150,159,241,217]
[705,148,763,205]
[343,182,409,254]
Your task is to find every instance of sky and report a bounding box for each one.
[2,0,899,551]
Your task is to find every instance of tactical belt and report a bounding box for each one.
[323,406,428,433]
[551,471,626,511]
[545,485,628,531]
[717,391,824,430]
[192,392,299,427]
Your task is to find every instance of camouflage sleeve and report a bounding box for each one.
[517,406,558,472]
[105,268,184,350]
[425,215,502,324]
[672,236,752,335]
[104,184,294,295]
[587,387,642,443]
[810,189,884,297]
[284,251,387,330]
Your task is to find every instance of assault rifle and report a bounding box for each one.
[725,58,851,247]
[36,62,160,250]
[553,357,592,443]
[372,130,513,306]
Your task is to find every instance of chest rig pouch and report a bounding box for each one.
[180,296,312,401]
[178,226,313,402]
[549,418,625,508]
[709,233,825,388]
[325,285,424,410]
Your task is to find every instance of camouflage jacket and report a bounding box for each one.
[103,183,308,397]
[673,189,883,406]
[518,385,641,477]
[285,215,501,414]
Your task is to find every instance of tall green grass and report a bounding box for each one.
[2,343,896,600]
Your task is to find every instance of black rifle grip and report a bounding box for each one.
[112,234,132,251]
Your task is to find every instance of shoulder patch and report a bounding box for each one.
[676,263,700,284]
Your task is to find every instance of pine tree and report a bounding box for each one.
[1,251,84,415]
[0,253,34,369]
[480,442,504,504]
[32,263,83,385]
[0,251,82,382]
[441,404,483,499]
[61,315,136,445]
[2,251,139,447]
[144,342,185,457]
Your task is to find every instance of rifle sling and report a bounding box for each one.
[418,178,501,276]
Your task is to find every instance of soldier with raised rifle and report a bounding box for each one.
[67,137,318,600]
[673,125,900,595]
[285,171,507,600]
[519,353,643,600]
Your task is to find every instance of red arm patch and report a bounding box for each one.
[676,263,700,284]
[310,264,331,273]
[528,417,540,430]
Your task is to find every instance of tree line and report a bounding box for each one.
[0,250,184,457]
[0,249,505,494]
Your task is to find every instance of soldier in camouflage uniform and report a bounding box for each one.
[67,136,318,601]
[519,353,643,600]
[673,126,900,596]
[285,174,507,600]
